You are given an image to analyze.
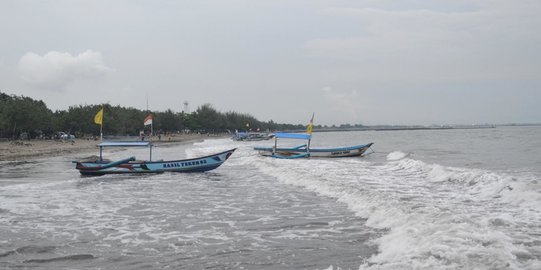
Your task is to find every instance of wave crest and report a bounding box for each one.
[386,151,410,161]
[251,149,541,269]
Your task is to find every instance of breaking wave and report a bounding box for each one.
[251,150,541,269]
[386,151,410,161]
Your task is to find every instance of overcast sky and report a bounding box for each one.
[1,0,540,125]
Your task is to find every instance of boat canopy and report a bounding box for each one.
[97,141,152,147]
[274,133,311,140]
[96,141,153,161]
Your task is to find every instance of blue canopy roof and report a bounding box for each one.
[97,141,152,147]
[274,133,312,140]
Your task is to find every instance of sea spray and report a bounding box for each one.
[386,151,410,161]
[251,147,541,269]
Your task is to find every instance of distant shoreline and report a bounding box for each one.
[284,125,494,133]
[284,123,540,133]
[0,133,224,162]
[316,125,493,132]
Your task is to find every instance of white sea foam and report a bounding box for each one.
[249,148,541,269]
[386,151,410,161]
[2,133,539,269]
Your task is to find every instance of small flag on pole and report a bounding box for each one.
[94,107,104,141]
[306,112,314,134]
[94,108,103,125]
[144,114,153,126]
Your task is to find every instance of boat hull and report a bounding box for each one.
[75,148,236,176]
[254,143,373,158]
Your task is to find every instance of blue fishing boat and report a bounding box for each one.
[254,132,373,159]
[73,141,236,176]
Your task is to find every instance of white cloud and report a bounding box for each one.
[305,2,541,84]
[321,87,361,123]
[322,86,333,93]
[2,1,539,124]
[18,50,113,91]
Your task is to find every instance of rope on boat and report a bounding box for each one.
[365,147,376,155]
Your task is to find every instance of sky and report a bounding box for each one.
[1,0,540,126]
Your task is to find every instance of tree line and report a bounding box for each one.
[0,91,306,139]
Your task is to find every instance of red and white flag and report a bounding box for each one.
[144,114,153,126]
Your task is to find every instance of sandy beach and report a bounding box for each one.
[0,133,221,161]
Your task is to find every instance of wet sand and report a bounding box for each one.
[0,134,222,161]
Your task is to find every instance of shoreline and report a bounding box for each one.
[0,134,227,161]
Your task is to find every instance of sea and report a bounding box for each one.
[0,126,540,269]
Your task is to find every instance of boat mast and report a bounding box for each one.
[307,112,314,154]
[147,94,153,161]
[94,106,104,143]
[99,106,104,142]
[273,136,277,155]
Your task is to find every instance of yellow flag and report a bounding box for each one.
[94,108,103,125]
[306,113,314,134]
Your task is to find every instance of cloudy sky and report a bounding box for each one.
[1,0,540,125]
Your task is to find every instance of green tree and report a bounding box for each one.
[0,92,53,138]
[1,91,313,139]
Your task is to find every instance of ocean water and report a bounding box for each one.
[0,126,540,269]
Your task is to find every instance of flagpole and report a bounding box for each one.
[95,106,104,142]
[146,95,151,142]
[149,120,153,161]
[101,106,104,141]
[307,112,314,151]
